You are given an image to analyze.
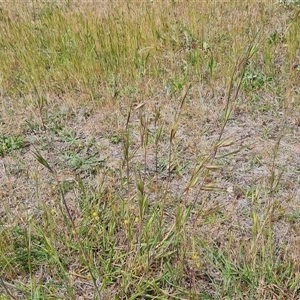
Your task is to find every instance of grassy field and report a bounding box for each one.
[0,1,300,299]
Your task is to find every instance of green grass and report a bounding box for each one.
[1,1,300,299]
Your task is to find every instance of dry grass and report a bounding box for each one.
[0,1,300,299]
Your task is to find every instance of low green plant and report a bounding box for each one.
[0,135,25,156]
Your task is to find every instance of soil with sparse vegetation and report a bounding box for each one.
[0,1,300,299]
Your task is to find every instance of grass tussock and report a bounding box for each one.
[0,1,300,299]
